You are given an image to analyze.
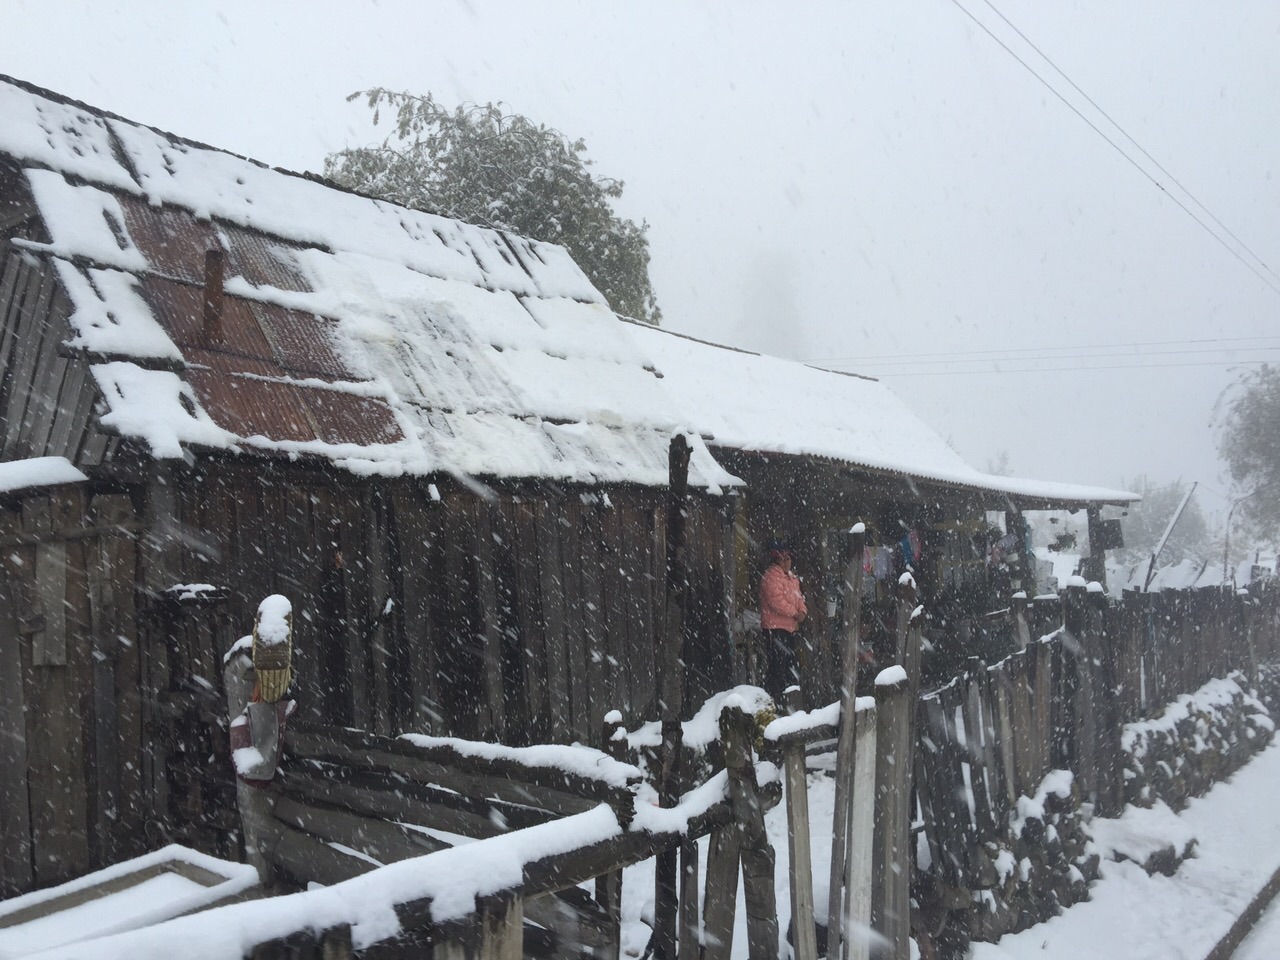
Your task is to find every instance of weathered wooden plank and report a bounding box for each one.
[871,670,914,960]
[0,527,33,896]
[337,489,372,730]
[26,497,68,666]
[17,289,71,458]
[560,499,590,743]
[597,503,631,718]
[535,500,570,742]
[827,527,864,960]
[782,693,817,960]
[2,265,57,456]
[846,702,878,960]
[278,765,549,839]
[20,544,91,885]
[508,500,547,741]
[44,336,91,461]
[0,253,29,383]
[961,665,995,842]
[271,794,450,862]
[474,501,506,742]
[701,827,740,960]
[677,838,700,960]
[94,493,144,859]
[284,725,630,815]
[580,503,609,743]
[395,490,441,735]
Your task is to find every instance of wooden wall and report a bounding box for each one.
[0,485,146,896]
[0,248,122,468]
[0,464,736,895]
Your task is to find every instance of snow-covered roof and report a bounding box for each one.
[628,323,1139,507]
[0,456,88,495]
[0,76,733,490]
[0,75,1135,504]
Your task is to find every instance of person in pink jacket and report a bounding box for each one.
[759,541,808,698]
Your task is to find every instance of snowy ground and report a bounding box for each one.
[619,741,1280,959]
[973,740,1280,960]
[1236,889,1280,960]
[620,757,840,959]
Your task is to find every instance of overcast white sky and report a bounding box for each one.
[4,1,1277,509]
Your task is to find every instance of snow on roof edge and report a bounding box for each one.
[0,456,89,495]
[625,320,1139,507]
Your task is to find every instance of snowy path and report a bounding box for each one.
[973,740,1280,960]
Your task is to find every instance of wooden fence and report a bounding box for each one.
[911,577,1280,903]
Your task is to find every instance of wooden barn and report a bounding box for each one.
[0,73,1136,898]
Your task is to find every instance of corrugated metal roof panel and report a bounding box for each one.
[187,369,317,444]
[303,389,404,446]
[138,277,274,361]
[223,225,310,293]
[117,196,216,283]
[251,301,351,381]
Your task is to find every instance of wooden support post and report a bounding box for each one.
[320,924,354,960]
[480,893,524,960]
[593,711,627,960]
[654,435,692,960]
[678,839,701,960]
[783,688,818,960]
[845,700,878,960]
[702,827,741,960]
[870,580,921,960]
[721,702,778,960]
[1012,591,1031,650]
[828,525,866,960]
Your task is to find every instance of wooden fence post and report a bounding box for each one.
[870,579,921,960]
[654,435,691,960]
[828,524,866,960]
[721,702,778,960]
[846,699,878,960]
[596,712,627,960]
[1012,591,1031,650]
[701,826,741,960]
[783,688,818,960]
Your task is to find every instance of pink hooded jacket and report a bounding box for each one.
[760,562,807,633]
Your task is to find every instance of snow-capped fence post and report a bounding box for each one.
[782,686,818,960]
[870,578,922,960]
[845,697,879,960]
[596,711,627,960]
[653,433,691,960]
[720,700,779,960]
[1012,591,1031,650]
[827,523,866,960]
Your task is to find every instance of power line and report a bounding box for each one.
[806,333,1280,365]
[977,0,1280,290]
[948,0,1280,299]
[872,357,1271,377]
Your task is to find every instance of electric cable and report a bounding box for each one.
[978,0,1280,289]
[948,0,1280,298]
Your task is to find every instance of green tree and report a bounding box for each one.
[324,89,661,324]
[1220,364,1280,539]
[1115,476,1209,564]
